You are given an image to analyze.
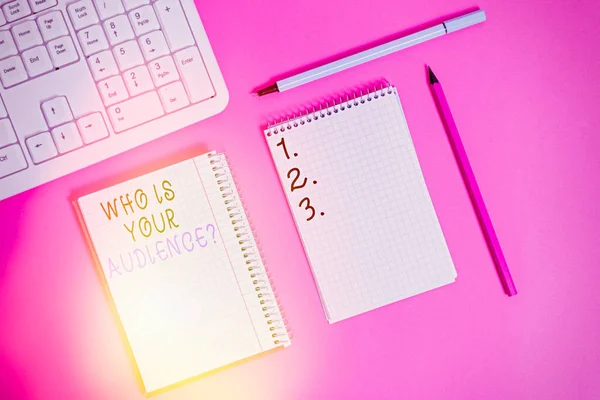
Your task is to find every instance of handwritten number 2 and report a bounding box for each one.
[299,197,316,221]
[276,137,290,159]
[287,168,307,192]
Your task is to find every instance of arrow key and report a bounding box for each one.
[41,96,73,128]
[51,122,83,154]
[77,112,109,144]
[88,50,119,81]
[26,132,58,164]
[123,65,153,96]
[138,30,169,61]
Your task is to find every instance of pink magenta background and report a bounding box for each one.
[2,0,600,399]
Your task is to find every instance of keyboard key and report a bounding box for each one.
[88,49,118,81]
[0,56,27,87]
[77,25,108,56]
[26,131,57,164]
[93,0,124,20]
[113,39,143,71]
[47,36,78,67]
[107,91,164,132]
[174,46,214,103]
[29,0,56,13]
[148,55,178,87]
[129,5,159,36]
[0,118,16,147]
[37,11,69,42]
[77,112,108,144]
[0,96,6,117]
[0,144,27,178]
[2,1,31,23]
[12,20,43,51]
[0,10,5,26]
[51,122,82,153]
[158,81,188,113]
[22,45,53,77]
[68,0,99,31]
[41,96,73,127]
[122,0,149,11]
[123,64,152,96]
[138,30,168,61]
[104,14,134,46]
[0,30,17,59]
[154,0,194,51]
[98,75,128,106]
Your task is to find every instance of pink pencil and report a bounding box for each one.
[428,66,517,296]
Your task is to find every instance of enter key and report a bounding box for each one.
[173,46,214,104]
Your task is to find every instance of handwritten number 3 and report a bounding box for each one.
[287,168,307,192]
[299,197,316,221]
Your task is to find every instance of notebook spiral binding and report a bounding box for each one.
[207,152,290,346]
[266,82,395,136]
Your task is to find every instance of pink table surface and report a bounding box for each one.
[2,0,600,399]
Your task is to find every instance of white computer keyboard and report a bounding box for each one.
[0,0,228,200]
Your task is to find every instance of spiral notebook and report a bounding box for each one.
[265,84,457,323]
[76,152,290,394]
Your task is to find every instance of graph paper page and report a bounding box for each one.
[265,87,456,323]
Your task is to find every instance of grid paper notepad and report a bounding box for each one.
[77,152,290,393]
[265,85,456,323]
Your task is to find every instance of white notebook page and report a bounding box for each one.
[265,87,456,323]
[78,153,288,393]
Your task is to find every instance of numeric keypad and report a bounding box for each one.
[65,0,216,134]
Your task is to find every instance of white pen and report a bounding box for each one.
[254,9,486,96]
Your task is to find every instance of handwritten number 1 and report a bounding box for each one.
[299,197,316,221]
[276,137,290,159]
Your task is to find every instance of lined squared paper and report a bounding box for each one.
[265,86,456,323]
[77,152,288,393]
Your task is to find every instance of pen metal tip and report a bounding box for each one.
[428,66,439,85]
[251,93,258,97]
[254,83,280,97]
